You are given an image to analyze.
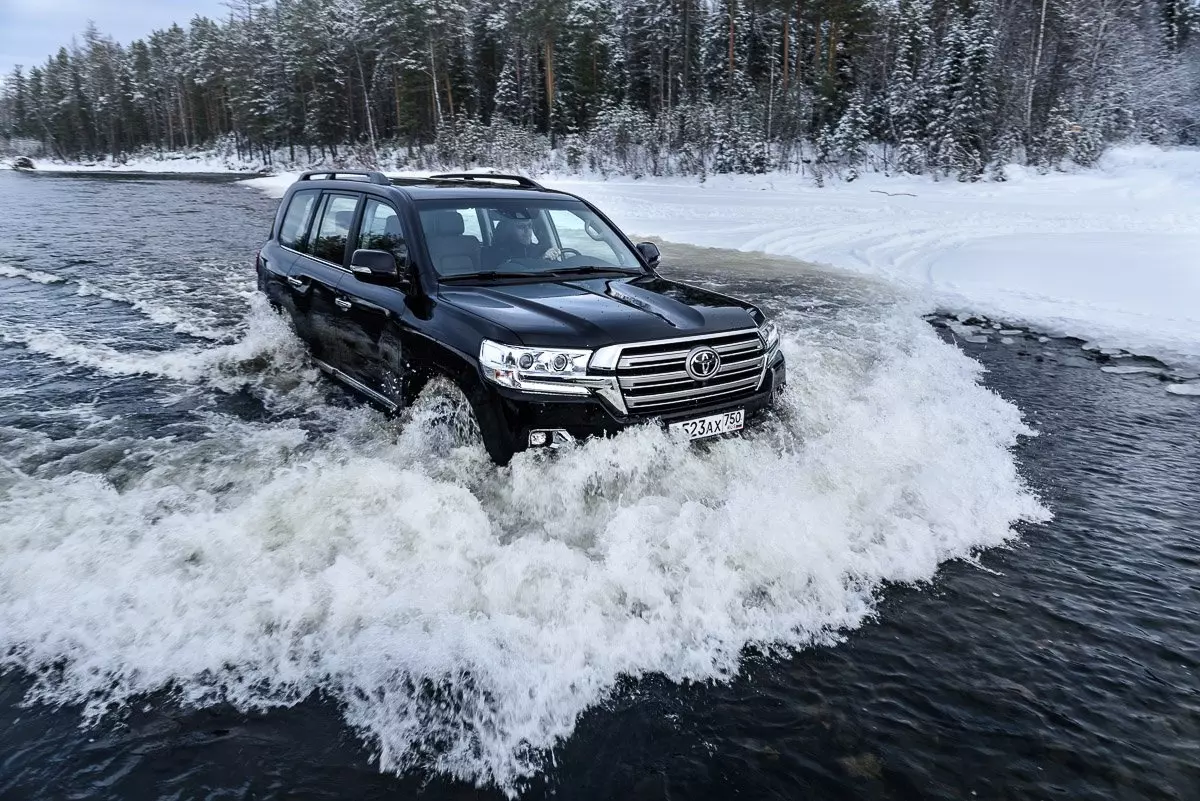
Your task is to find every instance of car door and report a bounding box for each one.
[260,188,320,311]
[336,197,413,409]
[286,191,362,370]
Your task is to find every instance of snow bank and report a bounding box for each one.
[34,153,266,174]
[541,146,1200,371]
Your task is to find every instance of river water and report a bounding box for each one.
[0,171,1196,800]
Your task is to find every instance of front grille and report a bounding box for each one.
[615,330,766,414]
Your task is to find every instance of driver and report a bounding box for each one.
[488,218,562,268]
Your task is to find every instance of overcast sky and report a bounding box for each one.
[0,0,228,76]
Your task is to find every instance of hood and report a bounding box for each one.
[438,275,761,348]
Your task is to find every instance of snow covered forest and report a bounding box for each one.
[1,0,1198,178]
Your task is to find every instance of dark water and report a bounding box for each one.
[0,171,1196,800]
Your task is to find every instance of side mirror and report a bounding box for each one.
[351,248,409,289]
[636,242,661,268]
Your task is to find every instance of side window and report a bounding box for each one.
[278,189,319,249]
[545,208,622,265]
[358,199,407,262]
[310,193,360,264]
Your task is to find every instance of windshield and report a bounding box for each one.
[416,198,644,278]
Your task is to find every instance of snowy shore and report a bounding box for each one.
[26,145,1199,384]
[545,147,1200,379]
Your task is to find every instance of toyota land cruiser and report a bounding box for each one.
[256,170,785,464]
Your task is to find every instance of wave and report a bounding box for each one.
[0,262,66,284]
[0,295,316,399]
[74,279,232,340]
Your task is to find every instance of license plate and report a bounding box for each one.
[669,409,745,441]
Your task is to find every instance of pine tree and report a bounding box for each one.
[5,0,1200,174]
[832,88,870,179]
[886,0,936,173]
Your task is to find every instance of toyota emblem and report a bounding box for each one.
[685,346,722,380]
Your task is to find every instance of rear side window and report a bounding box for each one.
[310,193,361,264]
[278,189,319,249]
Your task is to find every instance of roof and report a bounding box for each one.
[293,170,574,202]
[393,181,573,202]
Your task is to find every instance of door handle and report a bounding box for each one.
[286,276,305,288]
[334,297,352,311]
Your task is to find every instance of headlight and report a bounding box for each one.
[759,319,780,352]
[479,340,593,395]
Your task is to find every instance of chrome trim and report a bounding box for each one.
[590,328,760,371]
[314,358,398,412]
[756,333,780,392]
[574,376,626,413]
[625,376,762,409]
[282,245,353,275]
[684,346,722,380]
[590,327,766,415]
[618,357,761,389]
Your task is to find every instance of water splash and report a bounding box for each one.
[0,291,1047,794]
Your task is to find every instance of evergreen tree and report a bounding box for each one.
[832,88,870,179]
[2,0,1198,176]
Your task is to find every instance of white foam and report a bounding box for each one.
[75,279,228,340]
[1166,383,1200,396]
[0,295,314,394]
[0,296,1047,792]
[0,262,66,284]
[1101,365,1165,376]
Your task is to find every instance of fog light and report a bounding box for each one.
[528,429,575,448]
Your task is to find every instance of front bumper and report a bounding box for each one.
[487,354,786,448]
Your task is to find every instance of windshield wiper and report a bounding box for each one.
[439,270,544,282]
[547,265,643,277]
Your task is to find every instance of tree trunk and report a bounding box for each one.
[728,0,736,80]
[682,0,691,95]
[393,68,403,135]
[782,14,790,94]
[795,0,805,87]
[355,45,378,165]
[178,87,189,148]
[544,38,555,146]
[428,40,443,131]
[1026,0,1050,136]
[827,21,839,81]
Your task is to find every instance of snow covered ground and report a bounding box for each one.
[15,152,266,174]
[246,146,1199,388]
[543,147,1200,377]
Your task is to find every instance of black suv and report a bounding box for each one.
[257,171,785,463]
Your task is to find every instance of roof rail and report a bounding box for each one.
[298,169,391,185]
[428,172,544,189]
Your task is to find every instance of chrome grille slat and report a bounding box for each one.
[619,358,763,389]
[713,341,760,355]
[613,328,766,413]
[625,376,762,409]
[618,348,691,368]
